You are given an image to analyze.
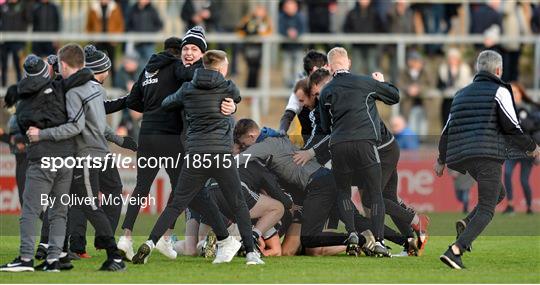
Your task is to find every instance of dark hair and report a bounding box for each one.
[166,47,182,58]
[4,85,19,108]
[308,68,331,92]
[203,50,227,70]
[293,78,309,95]
[58,43,85,69]
[234,118,259,142]
[303,50,327,75]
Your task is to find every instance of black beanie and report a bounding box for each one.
[47,54,59,74]
[23,54,50,79]
[181,26,207,52]
[84,45,112,74]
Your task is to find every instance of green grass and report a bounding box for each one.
[0,213,539,283]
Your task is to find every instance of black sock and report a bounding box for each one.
[106,246,121,260]
[358,235,366,246]
[216,235,228,241]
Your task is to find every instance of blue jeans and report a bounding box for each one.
[504,159,533,207]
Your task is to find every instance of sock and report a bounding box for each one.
[227,223,241,241]
[262,228,277,240]
[216,235,228,242]
[145,240,155,249]
[106,246,122,260]
[358,235,367,246]
[39,243,49,248]
[46,258,58,264]
[59,252,67,258]
[21,257,31,262]
[253,228,262,239]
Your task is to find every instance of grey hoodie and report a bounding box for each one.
[239,136,321,191]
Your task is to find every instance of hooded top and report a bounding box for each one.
[16,74,76,160]
[39,68,112,157]
[127,51,201,135]
[161,68,241,154]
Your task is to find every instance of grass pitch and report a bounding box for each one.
[0,213,539,283]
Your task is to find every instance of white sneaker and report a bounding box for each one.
[212,236,241,264]
[246,251,265,265]
[117,236,134,261]
[156,236,177,259]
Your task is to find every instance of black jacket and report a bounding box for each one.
[303,99,331,165]
[0,2,31,32]
[438,71,536,167]
[239,160,293,210]
[16,76,76,160]
[127,51,200,135]
[319,71,400,146]
[32,2,60,32]
[162,68,241,154]
[126,3,163,33]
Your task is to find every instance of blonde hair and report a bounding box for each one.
[203,50,228,70]
[327,47,349,70]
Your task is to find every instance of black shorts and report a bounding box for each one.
[353,138,399,189]
[331,140,380,174]
[301,170,340,237]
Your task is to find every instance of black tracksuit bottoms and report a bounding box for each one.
[68,160,123,254]
[122,135,182,232]
[451,158,506,252]
[69,163,121,260]
[331,140,385,241]
[360,139,415,238]
[148,155,254,253]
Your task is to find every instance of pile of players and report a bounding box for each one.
[0,26,430,273]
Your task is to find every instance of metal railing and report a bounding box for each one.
[2,32,539,122]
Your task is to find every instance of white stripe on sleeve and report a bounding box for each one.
[494,86,522,131]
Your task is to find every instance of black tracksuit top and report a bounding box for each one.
[126,51,201,135]
[319,71,400,146]
[161,68,241,154]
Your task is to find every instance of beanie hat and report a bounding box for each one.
[46,54,59,74]
[181,26,207,52]
[84,45,112,74]
[164,37,182,51]
[23,54,50,79]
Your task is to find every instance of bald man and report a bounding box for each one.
[319,47,400,257]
